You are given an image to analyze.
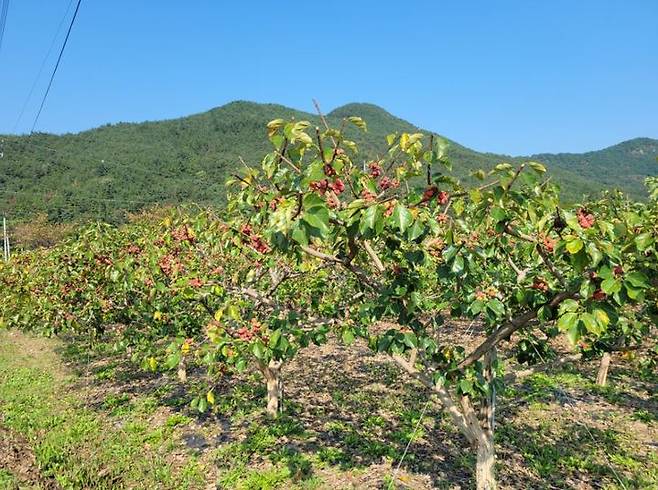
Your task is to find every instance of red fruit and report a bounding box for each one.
[368,162,383,178]
[329,178,345,194]
[241,224,253,236]
[323,164,337,177]
[592,289,607,301]
[361,189,377,202]
[531,278,549,292]
[326,193,340,209]
[576,208,595,229]
[437,191,449,205]
[436,213,449,224]
[543,235,557,253]
[310,179,329,195]
[421,186,438,203]
[189,278,204,288]
[613,265,623,277]
[379,176,393,190]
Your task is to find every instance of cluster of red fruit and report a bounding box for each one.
[124,244,143,256]
[240,225,270,254]
[542,235,557,253]
[576,208,595,229]
[368,161,383,178]
[188,278,204,288]
[94,255,113,267]
[171,225,196,244]
[269,196,284,211]
[420,186,449,205]
[158,254,184,277]
[361,189,377,202]
[531,277,549,292]
[234,318,264,342]
[475,286,499,301]
[378,176,400,191]
[309,178,345,196]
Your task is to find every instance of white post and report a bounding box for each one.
[2,216,7,261]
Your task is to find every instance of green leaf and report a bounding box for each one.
[407,220,425,241]
[586,243,602,267]
[486,299,505,317]
[252,341,266,359]
[291,224,309,246]
[347,116,367,132]
[557,312,578,332]
[528,161,546,173]
[565,238,583,254]
[558,299,579,315]
[391,204,413,233]
[269,329,282,349]
[302,195,330,235]
[450,255,465,274]
[459,379,473,395]
[580,312,601,335]
[634,232,653,251]
[601,277,621,295]
[490,207,507,223]
[341,329,355,345]
[403,332,418,349]
[592,308,609,328]
[360,205,382,233]
[625,271,648,289]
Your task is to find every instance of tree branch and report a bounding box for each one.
[458,290,577,370]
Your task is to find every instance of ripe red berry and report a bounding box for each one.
[368,162,383,178]
[329,178,345,194]
[576,208,595,229]
[310,179,329,196]
[437,191,449,205]
[592,289,607,301]
[421,186,438,203]
[323,164,337,177]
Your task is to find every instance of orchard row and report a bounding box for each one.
[1,116,656,489]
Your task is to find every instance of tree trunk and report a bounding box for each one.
[476,431,496,490]
[177,359,187,383]
[257,360,283,417]
[596,352,611,386]
[476,348,497,490]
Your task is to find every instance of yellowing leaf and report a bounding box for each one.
[207,391,215,405]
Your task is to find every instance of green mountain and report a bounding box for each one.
[0,101,656,223]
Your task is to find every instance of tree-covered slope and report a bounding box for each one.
[0,101,655,223]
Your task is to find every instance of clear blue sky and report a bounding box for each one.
[1,0,657,155]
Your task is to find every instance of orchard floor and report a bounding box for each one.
[0,329,656,490]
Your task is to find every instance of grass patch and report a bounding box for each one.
[0,331,207,489]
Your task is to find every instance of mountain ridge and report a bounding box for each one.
[0,100,656,223]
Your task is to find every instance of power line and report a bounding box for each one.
[30,0,83,133]
[0,0,9,56]
[12,0,75,133]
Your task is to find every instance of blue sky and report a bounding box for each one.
[1,0,657,155]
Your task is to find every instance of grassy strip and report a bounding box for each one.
[0,331,206,490]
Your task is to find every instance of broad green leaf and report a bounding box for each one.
[601,277,621,295]
[565,238,583,254]
[635,232,653,251]
[391,204,413,233]
[491,207,507,223]
[625,271,648,289]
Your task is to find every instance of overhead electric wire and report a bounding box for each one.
[0,0,9,56]
[30,0,83,134]
[12,0,75,133]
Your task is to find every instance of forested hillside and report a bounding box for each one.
[0,101,655,223]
